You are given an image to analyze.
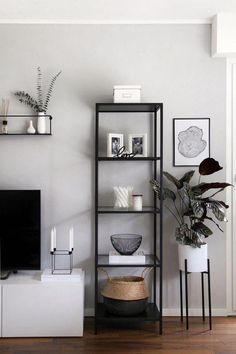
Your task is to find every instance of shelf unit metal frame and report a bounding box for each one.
[0,115,52,135]
[95,103,163,334]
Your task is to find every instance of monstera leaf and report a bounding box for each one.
[163,170,195,190]
[191,222,213,237]
[191,182,232,196]
[207,200,227,221]
[199,158,222,176]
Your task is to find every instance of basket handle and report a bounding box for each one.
[98,267,111,280]
[141,267,153,279]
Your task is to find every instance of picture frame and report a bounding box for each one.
[173,118,210,167]
[107,133,124,157]
[128,133,147,157]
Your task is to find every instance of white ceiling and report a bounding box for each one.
[0,0,236,22]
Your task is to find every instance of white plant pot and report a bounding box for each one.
[178,243,208,272]
[37,112,46,134]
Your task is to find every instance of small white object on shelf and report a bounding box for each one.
[113,85,141,103]
[41,268,83,282]
[132,194,143,211]
[27,120,36,134]
[109,251,145,264]
[113,186,133,209]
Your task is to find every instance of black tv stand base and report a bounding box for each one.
[1,270,12,280]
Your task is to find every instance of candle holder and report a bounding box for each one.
[50,248,74,275]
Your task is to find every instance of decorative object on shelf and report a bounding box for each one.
[109,250,145,264]
[15,67,61,114]
[151,157,232,249]
[100,268,150,316]
[173,118,210,166]
[113,186,133,209]
[107,133,124,157]
[113,85,141,103]
[113,146,138,158]
[15,67,61,134]
[27,120,36,134]
[1,99,10,134]
[110,233,142,255]
[128,133,147,157]
[132,194,143,211]
[50,226,74,275]
[37,112,46,134]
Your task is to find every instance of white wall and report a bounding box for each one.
[1,0,236,22]
[0,24,226,311]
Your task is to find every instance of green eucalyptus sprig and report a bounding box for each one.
[15,67,61,113]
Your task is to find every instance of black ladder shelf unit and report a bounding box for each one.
[95,103,163,334]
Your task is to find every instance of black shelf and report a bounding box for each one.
[0,115,52,135]
[97,255,160,267]
[0,133,52,136]
[95,102,163,335]
[96,103,162,113]
[97,206,160,214]
[97,157,161,161]
[96,303,160,322]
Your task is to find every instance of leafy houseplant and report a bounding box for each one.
[151,158,232,248]
[15,67,61,114]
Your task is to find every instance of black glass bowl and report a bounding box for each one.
[110,234,142,255]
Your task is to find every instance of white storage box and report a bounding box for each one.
[113,85,141,103]
[109,251,145,264]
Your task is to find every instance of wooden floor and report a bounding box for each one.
[1,317,236,354]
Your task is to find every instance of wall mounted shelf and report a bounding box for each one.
[0,115,52,136]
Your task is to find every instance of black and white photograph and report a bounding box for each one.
[128,134,147,157]
[173,118,210,166]
[107,133,124,157]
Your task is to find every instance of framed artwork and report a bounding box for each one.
[173,118,210,166]
[128,133,147,157]
[107,133,124,157]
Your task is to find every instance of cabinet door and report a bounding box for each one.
[2,283,84,337]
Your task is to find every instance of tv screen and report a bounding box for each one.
[0,190,41,271]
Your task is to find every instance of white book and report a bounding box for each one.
[41,268,83,282]
[109,251,146,264]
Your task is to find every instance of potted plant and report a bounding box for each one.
[15,67,61,134]
[151,158,232,272]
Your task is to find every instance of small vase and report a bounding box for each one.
[37,112,46,134]
[27,120,36,134]
[113,186,133,209]
[178,243,208,272]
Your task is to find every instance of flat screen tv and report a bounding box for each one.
[0,190,41,274]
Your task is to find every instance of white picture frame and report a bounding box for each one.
[107,133,124,157]
[128,133,147,157]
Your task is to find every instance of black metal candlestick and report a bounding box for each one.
[50,248,74,275]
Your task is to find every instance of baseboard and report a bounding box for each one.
[85,307,227,317]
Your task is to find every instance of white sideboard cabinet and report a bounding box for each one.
[0,270,84,337]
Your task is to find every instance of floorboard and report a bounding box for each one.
[0,317,236,354]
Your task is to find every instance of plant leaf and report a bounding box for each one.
[191,182,232,196]
[179,170,195,184]
[207,200,226,221]
[191,222,213,237]
[191,201,206,218]
[199,158,223,176]
[163,172,182,189]
[150,179,176,201]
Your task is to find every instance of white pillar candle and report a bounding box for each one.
[53,227,57,250]
[50,229,54,252]
[69,227,74,251]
